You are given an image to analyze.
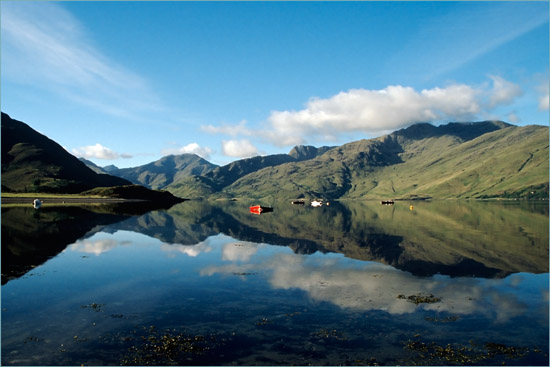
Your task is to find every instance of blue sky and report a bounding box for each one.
[1,1,548,168]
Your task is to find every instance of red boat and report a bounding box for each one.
[249,205,273,215]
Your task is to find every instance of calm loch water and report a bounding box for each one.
[2,200,548,365]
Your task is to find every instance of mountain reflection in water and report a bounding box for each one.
[107,200,548,277]
[2,200,548,284]
[1,200,548,366]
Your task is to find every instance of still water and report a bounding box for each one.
[2,200,548,365]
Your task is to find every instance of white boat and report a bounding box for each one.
[311,200,323,207]
[33,199,42,209]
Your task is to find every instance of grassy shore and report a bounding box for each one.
[1,192,144,206]
[2,192,106,199]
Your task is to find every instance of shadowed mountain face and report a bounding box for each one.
[6,200,542,284]
[1,112,131,193]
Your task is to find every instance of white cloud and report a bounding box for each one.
[537,81,549,110]
[506,112,521,124]
[202,120,252,137]
[202,252,541,322]
[488,75,523,108]
[1,2,162,119]
[72,143,126,160]
[222,139,259,158]
[222,242,261,262]
[539,95,550,111]
[161,142,213,160]
[71,238,119,255]
[261,77,523,146]
[161,241,213,257]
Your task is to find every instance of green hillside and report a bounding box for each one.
[165,145,338,198]
[4,112,546,201]
[109,154,217,190]
[1,112,131,193]
[218,121,549,200]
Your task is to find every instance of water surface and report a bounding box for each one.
[2,200,548,365]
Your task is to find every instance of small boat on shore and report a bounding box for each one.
[381,200,394,205]
[311,200,323,207]
[291,200,305,205]
[33,199,42,209]
[249,205,273,215]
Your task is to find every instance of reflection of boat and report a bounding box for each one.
[291,200,305,205]
[311,200,323,207]
[249,205,273,215]
[33,199,42,209]
[381,200,394,205]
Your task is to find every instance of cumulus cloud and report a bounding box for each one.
[222,139,259,158]
[222,242,262,262]
[506,112,521,124]
[72,143,129,160]
[161,240,213,257]
[487,75,523,108]
[202,77,524,148]
[161,142,213,160]
[202,252,543,322]
[262,77,522,146]
[70,238,127,255]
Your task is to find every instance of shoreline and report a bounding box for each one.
[1,196,145,205]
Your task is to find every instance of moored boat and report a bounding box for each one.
[249,205,273,214]
[311,200,323,207]
[381,200,394,205]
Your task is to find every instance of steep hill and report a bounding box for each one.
[221,121,549,200]
[106,154,217,190]
[79,158,109,174]
[165,146,334,198]
[1,112,131,193]
[288,145,335,160]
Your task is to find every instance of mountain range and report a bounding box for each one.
[85,120,549,200]
[2,112,548,200]
[219,121,549,200]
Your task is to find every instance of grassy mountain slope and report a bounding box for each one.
[109,154,217,190]
[1,112,131,193]
[370,124,549,199]
[222,121,548,200]
[166,146,337,198]
[288,145,335,160]
[166,154,299,198]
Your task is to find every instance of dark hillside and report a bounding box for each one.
[1,112,131,193]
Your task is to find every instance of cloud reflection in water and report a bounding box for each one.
[203,251,547,323]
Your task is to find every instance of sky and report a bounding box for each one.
[1,1,548,168]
